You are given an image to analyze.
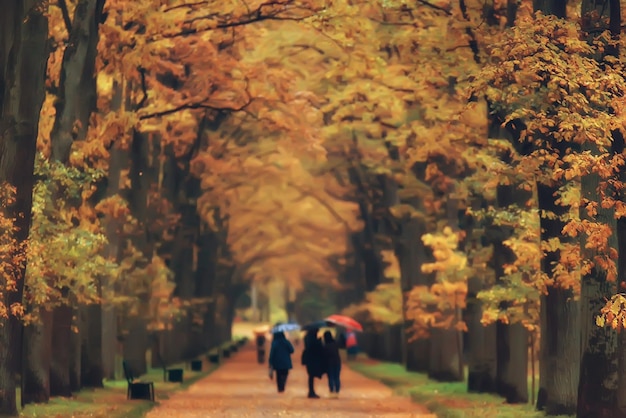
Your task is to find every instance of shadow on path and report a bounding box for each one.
[146,342,434,417]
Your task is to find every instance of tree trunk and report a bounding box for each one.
[0,2,48,413]
[537,286,580,414]
[497,322,528,402]
[576,3,620,417]
[100,80,126,380]
[428,328,463,381]
[122,316,149,376]
[101,305,118,380]
[615,216,626,417]
[532,0,566,17]
[203,302,217,350]
[426,188,463,382]
[49,304,73,397]
[530,2,579,414]
[46,0,105,395]
[214,292,235,343]
[466,276,497,393]
[462,197,497,393]
[536,183,580,415]
[336,233,368,309]
[195,227,218,353]
[577,275,617,418]
[396,215,432,372]
[576,151,617,417]
[610,130,625,418]
[487,180,532,403]
[49,0,104,161]
[69,311,81,391]
[22,309,53,404]
[80,303,103,387]
[122,130,155,372]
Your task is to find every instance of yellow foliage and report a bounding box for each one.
[406,227,469,339]
[597,294,626,332]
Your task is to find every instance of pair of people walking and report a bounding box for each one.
[301,328,342,398]
[267,327,343,397]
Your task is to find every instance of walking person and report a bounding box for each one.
[345,329,359,361]
[268,331,294,393]
[323,330,342,397]
[301,328,325,398]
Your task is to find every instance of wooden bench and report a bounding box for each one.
[122,361,155,401]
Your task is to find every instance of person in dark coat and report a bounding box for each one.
[301,328,325,398]
[268,331,294,393]
[256,333,267,364]
[323,331,342,396]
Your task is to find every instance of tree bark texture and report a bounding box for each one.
[536,184,580,415]
[396,216,432,372]
[615,216,626,417]
[466,276,497,393]
[50,304,73,397]
[22,309,53,404]
[80,303,104,387]
[69,310,81,391]
[100,85,126,380]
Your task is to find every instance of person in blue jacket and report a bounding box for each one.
[268,331,294,393]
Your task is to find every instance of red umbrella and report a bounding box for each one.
[325,314,363,332]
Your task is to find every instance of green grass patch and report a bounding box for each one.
[19,355,222,418]
[349,358,572,418]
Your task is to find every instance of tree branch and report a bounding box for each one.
[139,77,253,119]
[418,0,452,15]
[163,1,210,12]
[159,1,319,39]
[139,96,252,120]
[56,0,73,37]
[137,66,148,109]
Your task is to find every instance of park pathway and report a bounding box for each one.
[146,343,434,418]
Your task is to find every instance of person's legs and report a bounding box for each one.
[275,370,282,392]
[276,369,288,392]
[326,366,333,393]
[307,373,319,398]
[335,363,342,393]
[327,366,337,393]
[282,370,289,391]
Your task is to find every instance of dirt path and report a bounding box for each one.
[146,343,434,417]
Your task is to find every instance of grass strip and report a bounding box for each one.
[348,357,572,418]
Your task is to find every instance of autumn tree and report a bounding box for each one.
[574,0,623,415]
[0,0,49,414]
[25,0,107,398]
[472,6,626,413]
[89,0,359,368]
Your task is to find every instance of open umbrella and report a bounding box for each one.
[325,314,363,332]
[271,323,301,333]
[301,320,330,331]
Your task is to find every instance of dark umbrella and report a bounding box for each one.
[301,320,331,331]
